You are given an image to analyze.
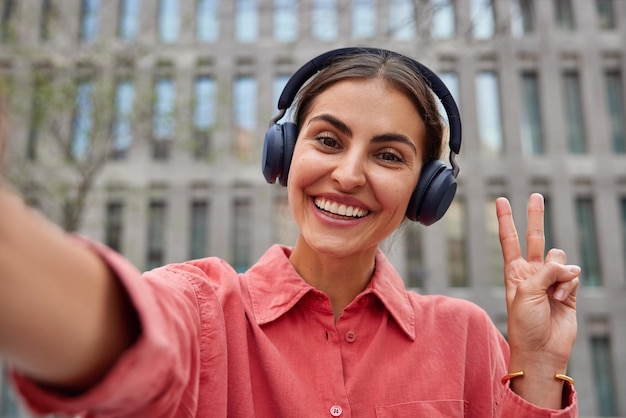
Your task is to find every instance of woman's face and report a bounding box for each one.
[288,78,425,259]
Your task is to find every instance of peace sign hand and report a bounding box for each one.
[495,193,579,409]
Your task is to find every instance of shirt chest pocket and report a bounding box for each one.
[376,400,467,418]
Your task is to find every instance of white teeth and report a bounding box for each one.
[314,197,368,218]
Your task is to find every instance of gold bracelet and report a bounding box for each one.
[501,371,575,386]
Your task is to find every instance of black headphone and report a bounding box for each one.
[262,47,461,226]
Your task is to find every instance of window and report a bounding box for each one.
[152,76,175,160]
[312,0,337,41]
[388,0,415,40]
[511,0,534,37]
[233,197,251,272]
[576,197,601,286]
[79,0,100,42]
[233,75,257,161]
[431,0,455,40]
[471,0,494,39]
[40,0,53,41]
[272,74,289,110]
[446,198,468,287]
[554,0,575,31]
[543,195,555,253]
[605,70,626,153]
[563,71,586,153]
[475,71,503,156]
[619,197,626,273]
[235,0,258,42]
[596,0,616,30]
[405,222,424,288]
[146,200,166,270]
[71,79,93,160]
[1,0,16,42]
[485,195,505,286]
[193,75,216,159]
[274,0,297,42]
[112,79,135,160]
[273,194,298,245]
[189,200,209,259]
[158,0,179,43]
[197,0,219,42]
[438,71,459,150]
[352,0,376,39]
[118,0,140,41]
[27,70,52,161]
[520,71,543,155]
[105,201,124,252]
[591,335,618,415]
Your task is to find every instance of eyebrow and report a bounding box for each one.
[307,113,418,155]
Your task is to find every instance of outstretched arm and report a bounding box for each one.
[0,101,139,392]
[496,193,579,409]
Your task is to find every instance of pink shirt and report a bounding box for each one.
[13,241,577,417]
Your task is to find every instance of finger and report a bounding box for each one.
[525,193,545,263]
[545,248,566,265]
[496,197,522,264]
[553,275,579,302]
[519,262,581,296]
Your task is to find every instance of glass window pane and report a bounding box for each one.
[105,200,124,252]
[146,200,166,270]
[312,0,337,41]
[189,200,208,259]
[554,0,575,30]
[605,70,626,153]
[113,79,135,159]
[159,0,179,43]
[388,0,415,40]
[596,0,616,30]
[235,0,258,42]
[234,76,257,160]
[274,0,298,42]
[405,222,424,288]
[71,80,93,160]
[153,76,175,160]
[520,71,543,155]
[576,197,601,286]
[194,75,215,158]
[511,0,535,37]
[80,0,100,42]
[118,0,140,40]
[471,0,494,39]
[40,0,53,41]
[446,198,468,287]
[591,336,618,415]
[431,0,455,40]
[563,71,586,153]
[1,0,16,42]
[197,0,219,41]
[475,71,503,156]
[233,197,251,272]
[352,0,376,39]
[485,196,504,286]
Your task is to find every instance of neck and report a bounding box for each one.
[289,236,376,320]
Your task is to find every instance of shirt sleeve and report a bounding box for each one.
[498,380,577,418]
[10,236,206,417]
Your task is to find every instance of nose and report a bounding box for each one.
[331,149,367,191]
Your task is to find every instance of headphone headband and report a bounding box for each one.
[275,47,461,156]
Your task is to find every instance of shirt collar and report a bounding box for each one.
[245,245,416,341]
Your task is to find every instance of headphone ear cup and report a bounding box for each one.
[279,122,298,187]
[262,123,284,184]
[262,122,299,186]
[407,160,458,226]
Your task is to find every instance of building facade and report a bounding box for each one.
[0,0,625,416]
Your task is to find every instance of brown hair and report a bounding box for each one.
[294,51,445,164]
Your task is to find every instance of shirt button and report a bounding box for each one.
[330,405,343,416]
[345,331,356,343]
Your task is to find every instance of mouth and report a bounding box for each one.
[314,197,370,219]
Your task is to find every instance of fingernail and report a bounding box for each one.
[554,289,566,300]
[568,265,581,274]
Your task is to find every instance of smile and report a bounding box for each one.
[314,197,369,218]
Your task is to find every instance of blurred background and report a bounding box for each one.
[0,0,624,416]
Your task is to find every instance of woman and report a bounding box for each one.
[1,48,578,417]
